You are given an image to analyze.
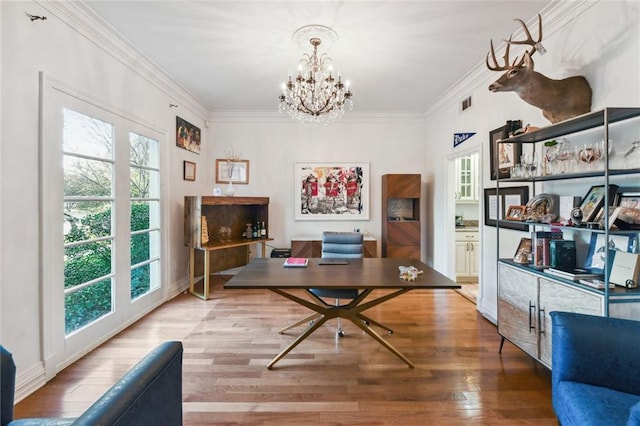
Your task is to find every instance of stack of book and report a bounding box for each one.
[544,267,602,281]
[531,230,564,268]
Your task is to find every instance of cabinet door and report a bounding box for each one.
[455,242,469,277]
[498,264,539,358]
[538,278,602,368]
[469,241,479,276]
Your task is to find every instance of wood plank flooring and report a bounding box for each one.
[15,275,556,425]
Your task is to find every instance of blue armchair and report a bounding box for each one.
[551,311,640,426]
[1,341,183,426]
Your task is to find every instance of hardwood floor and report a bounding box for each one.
[15,275,556,425]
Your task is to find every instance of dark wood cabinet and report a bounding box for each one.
[381,174,421,259]
[184,196,272,299]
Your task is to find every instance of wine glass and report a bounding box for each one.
[521,152,538,177]
[578,143,597,171]
[556,139,574,174]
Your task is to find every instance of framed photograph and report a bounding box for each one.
[176,116,201,154]
[294,162,369,221]
[484,186,529,231]
[583,233,635,273]
[215,159,249,184]
[506,205,526,221]
[513,237,532,264]
[579,184,619,223]
[183,160,196,181]
[619,192,640,209]
[489,125,521,180]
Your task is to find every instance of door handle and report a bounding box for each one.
[538,308,545,335]
[529,301,536,332]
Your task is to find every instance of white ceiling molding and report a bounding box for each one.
[210,110,427,125]
[37,0,210,119]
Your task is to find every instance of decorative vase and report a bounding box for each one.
[226,181,235,197]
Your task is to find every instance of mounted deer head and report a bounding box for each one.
[486,14,592,124]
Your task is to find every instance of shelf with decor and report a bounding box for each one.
[184,196,273,300]
[493,107,640,369]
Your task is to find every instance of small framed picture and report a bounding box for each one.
[619,192,640,209]
[183,160,196,181]
[506,205,526,221]
[579,184,619,223]
[489,124,522,180]
[513,237,532,264]
[216,159,249,184]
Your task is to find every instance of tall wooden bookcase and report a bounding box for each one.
[381,174,421,259]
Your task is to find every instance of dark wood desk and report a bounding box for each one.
[224,258,459,369]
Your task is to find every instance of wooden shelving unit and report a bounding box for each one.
[381,174,421,259]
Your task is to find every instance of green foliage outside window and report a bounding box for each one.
[64,204,151,334]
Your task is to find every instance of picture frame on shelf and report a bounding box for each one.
[513,237,532,264]
[583,233,635,274]
[578,184,619,223]
[489,124,522,180]
[506,205,526,221]
[183,160,196,181]
[215,159,249,184]
[484,186,529,231]
[619,191,640,209]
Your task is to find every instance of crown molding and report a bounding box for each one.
[425,0,599,118]
[36,0,209,119]
[209,110,427,125]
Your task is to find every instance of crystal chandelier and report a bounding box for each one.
[279,26,353,124]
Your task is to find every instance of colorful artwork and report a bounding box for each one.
[294,162,369,220]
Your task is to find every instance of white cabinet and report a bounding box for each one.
[455,231,478,282]
[455,154,478,202]
[499,263,604,368]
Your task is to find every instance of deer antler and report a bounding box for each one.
[486,13,544,71]
[505,14,543,62]
[486,36,513,71]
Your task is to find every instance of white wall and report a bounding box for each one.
[0,1,208,397]
[205,113,427,255]
[426,0,640,321]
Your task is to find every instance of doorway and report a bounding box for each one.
[449,151,481,304]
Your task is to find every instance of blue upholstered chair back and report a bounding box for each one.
[311,232,363,300]
[1,345,16,426]
[321,232,363,259]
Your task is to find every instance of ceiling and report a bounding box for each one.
[83,1,551,115]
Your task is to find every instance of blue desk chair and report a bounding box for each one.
[280,231,392,338]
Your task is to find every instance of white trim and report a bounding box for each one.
[36,0,209,119]
[210,110,427,124]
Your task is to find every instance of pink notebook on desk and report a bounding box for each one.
[283,257,309,268]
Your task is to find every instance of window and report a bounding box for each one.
[129,133,160,299]
[63,109,115,334]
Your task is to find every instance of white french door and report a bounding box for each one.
[41,76,165,374]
